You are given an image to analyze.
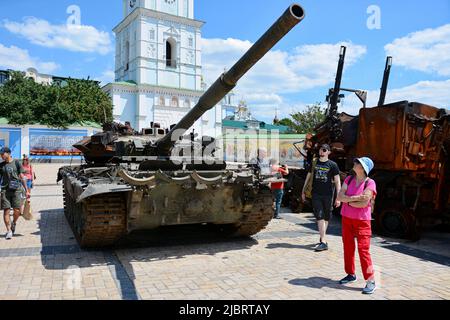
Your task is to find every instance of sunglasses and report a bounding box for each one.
[320,148,329,152]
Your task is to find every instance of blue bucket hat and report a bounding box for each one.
[354,157,374,176]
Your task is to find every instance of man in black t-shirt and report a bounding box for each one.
[302,144,341,252]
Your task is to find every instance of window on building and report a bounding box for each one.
[188,37,193,47]
[159,96,165,106]
[149,29,155,40]
[166,38,176,68]
[125,41,130,71]
[184,99,191,108]
[0,72,8,85]
[171,96,179,107]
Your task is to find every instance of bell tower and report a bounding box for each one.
[105,0,222,136]
[115,0,201,89]
[122,0,194,19]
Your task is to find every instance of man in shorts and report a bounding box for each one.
[0,147,29,240]
[302,144,341,251]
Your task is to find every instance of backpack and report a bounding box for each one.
[303,158,317,199]
[345,175,376,213]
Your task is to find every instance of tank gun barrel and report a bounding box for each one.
[377,56,393,107]
[156,4,305,155]
[327,46,346,116]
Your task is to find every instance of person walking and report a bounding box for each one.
[22,155,35,193]
[301,144,341,252]
[270,159,289,219]
[0,147,29,240]
[336,157,377,294]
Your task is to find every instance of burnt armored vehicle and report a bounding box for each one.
[300,46,450,239]
[58,4,306,248]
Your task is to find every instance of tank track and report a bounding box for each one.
[232,189,274,236]
[63,184,127,248]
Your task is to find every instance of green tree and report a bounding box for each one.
[0,72,112,128]
[280,103,326,134]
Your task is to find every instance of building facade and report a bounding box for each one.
[103,0,222,137]
[0,68,92,87]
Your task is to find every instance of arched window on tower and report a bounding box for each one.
[166,38,177,68]
[171,96,179,107]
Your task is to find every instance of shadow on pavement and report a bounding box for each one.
[289,277,361,292]
[36,208,259,300]
[265,242,317,251]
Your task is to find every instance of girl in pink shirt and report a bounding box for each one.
[337,157,377,295]
[22,156,35,193]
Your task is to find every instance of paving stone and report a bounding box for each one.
[0,164,449,300]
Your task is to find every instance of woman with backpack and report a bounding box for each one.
[336,157,377,294]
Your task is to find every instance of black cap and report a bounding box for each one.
[0,147,11,154]
[320,144,331,151]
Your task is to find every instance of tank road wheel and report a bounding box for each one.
[232,189,275,237]
[375,204,421,240]
[62,189,128,248]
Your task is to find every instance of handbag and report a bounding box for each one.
[22,200,33,220]
[7,160,23,191]
[8,180,21,191]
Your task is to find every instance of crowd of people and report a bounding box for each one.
[1,144,377,295]
[255,145,377,295]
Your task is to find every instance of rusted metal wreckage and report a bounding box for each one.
[297,46,450,239]
[58,4,306,248]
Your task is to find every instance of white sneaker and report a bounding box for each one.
[5,231,13,240]
[362,280,376,294]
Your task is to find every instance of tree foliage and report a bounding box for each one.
[279,103,326,134]
[0,72,112,128]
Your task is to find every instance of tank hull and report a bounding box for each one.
[61,166,274,248]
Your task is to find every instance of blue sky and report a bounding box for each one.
[0,0,449,122]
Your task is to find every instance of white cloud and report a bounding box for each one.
[202,38,366,122]
[341,79,450,115]
[95,69,115,86]
[248,102,313,123]
[385,24,450,76]
[3,17,112,55]
[202,38,366,93]
[0,43,59,73]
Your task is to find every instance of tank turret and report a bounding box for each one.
[156,4,305,155]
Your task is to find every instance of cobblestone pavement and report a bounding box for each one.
[0,164,449,300]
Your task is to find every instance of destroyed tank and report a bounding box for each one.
[58,4,306,248]
[299,46,450,239]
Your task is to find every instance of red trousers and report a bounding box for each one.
[341,216,374,281]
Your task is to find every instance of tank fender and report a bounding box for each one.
[77,184,132,203]
[118,169,156,187]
